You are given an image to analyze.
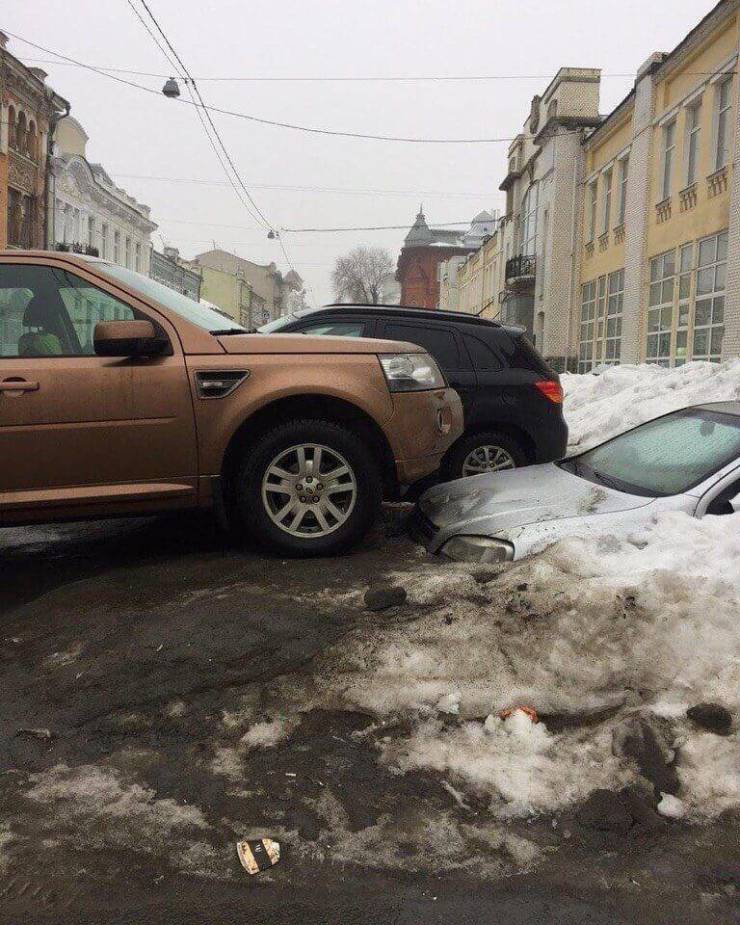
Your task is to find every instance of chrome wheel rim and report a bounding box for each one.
[261,443,357,538]
[461,445,516,477]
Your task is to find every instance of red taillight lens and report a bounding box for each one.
[534,379,563,403]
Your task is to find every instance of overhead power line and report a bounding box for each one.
[18,56,738,82]
[110,172,491,199]
[128,0,271,230]
[6,30,575,143]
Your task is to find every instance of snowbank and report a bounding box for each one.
[562,359,740,451]
[292,511,739,820]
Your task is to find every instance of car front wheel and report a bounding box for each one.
[445,431,527,480]
[235,419,381,556]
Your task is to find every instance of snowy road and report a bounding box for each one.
[1,512,738,924]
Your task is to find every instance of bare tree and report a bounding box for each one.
[332,246,394,304]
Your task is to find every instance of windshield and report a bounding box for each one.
[565,408,740,497]
[85,260,246,334]
[258,313,300,333]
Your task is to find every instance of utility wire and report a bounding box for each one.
[18,56,739,82]
[6,30,577,143]
[126,1,266,228]
[109,172,491,199]
[128,0,272,229]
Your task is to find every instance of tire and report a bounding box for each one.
[444,430,528,480]
[234,419,381,556]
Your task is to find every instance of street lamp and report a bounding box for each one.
[162,77,181,98]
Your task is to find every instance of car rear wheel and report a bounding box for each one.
[445,431,527,480]
[235,419,381,556]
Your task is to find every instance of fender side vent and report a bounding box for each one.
[195,370,249,399]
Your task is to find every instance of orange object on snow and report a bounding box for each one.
[499,706,539,723]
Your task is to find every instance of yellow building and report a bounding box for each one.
[196,263,262,328]
[577,0,738,369]
[455,222,507,319]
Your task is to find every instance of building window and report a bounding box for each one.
[661,120,676,201]
[7,189,33,247]
[521,183,538,256]
[101,223,109,259]
[113,230,121,264]
[602,167,612,234]
[617,156,629,225]
[578,280,596,372]
[685,100,702,186]
[7,106,16,150]
[714,78,732,171]
[125,237,132,268]
[676,243,693,366]
[605,270,624,363]
[586,179,597,242]
[646,249,675,365]
[88,216,95,249]
[135,242,142,272]
[693,230,726,362]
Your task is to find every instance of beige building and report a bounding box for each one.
[456,70,602,368]
[192,249,305,326]
[577,0,739,370]
[49,116,157,273]
[456,0,738,371]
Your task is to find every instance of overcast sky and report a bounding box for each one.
[10,0,715,303]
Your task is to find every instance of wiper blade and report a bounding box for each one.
[589,468,623,491]
[211,328,246,336]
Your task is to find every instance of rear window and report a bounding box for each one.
[463,333,502,370]
[384,322,459,368]
[504,331,555,376]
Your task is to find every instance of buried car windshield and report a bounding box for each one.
[564,408,740,498]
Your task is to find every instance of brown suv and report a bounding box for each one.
[0,252,462,555]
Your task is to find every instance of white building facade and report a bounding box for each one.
[48,117,156,273]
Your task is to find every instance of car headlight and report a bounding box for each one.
[379,353,446,392]
[440,535,515,563]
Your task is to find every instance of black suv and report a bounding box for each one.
[260,304,568,479]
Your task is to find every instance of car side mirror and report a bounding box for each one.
[94,320,167,358]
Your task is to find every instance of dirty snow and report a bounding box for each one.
[562,359,740,451]
[286,509,739,821]
[23,764,217,873]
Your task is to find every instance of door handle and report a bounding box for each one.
[0,378,40,392]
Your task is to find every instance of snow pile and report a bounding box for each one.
[562,359,740,451]
[292,511,739,820]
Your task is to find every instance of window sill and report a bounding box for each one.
[584,241,595,259]
[613,223,625,244]
[598,232,609,252]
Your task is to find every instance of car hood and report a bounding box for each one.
[218,333,423,354]
[420,463,653,534]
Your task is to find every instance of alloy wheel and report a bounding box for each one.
[461,444,516,477]
[261,443,357,538]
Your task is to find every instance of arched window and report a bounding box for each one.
[16,111,27,154]
[27,120,37,160]
[8,106,16,150]
[521,183,539,257]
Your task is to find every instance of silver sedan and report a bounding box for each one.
[414,401,740,563]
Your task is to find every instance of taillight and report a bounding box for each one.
[534,379,563,403]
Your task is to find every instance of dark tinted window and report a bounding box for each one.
[463,333,502,370]
[384,323,459,368]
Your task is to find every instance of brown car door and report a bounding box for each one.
[0,259,198,521]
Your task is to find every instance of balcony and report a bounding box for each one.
[505,254,536,290]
